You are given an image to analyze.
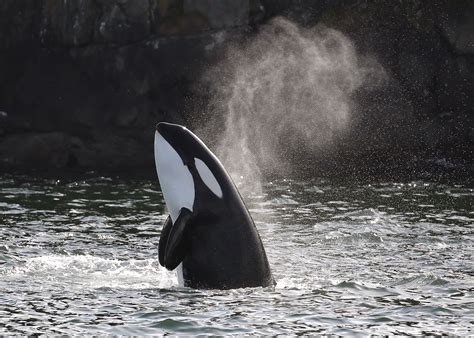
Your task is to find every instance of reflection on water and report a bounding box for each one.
[0,176,472,335]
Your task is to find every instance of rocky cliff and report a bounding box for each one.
[0,0,254,174]
[0,0,472,180]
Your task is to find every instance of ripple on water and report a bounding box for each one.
[0,176,473,335]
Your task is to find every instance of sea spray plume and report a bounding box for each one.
[202,18,385,193]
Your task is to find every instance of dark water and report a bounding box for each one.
[1,175,472,335]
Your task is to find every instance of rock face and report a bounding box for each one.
[439,0,474,54]
[0,0,252,175]
[314,0,474,179]
[0,0,472,179]
[0,0,252,48]
[183,0,249,29]
[0,132,80,169]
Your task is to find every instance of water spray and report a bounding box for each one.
[201,18,385,194]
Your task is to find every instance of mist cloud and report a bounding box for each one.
[201,18,385,193]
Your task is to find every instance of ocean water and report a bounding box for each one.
[0,176,472,335]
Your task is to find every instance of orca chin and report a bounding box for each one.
[154,122,274,289]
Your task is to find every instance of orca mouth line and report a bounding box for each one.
[156,122,164,132]
[156,122,187,134]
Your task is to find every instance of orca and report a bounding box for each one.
[154,122,273,289]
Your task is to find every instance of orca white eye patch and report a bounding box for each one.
[194,158,223,198]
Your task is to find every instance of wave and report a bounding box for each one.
[1,254,177,290]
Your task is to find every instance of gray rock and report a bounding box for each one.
[1,0,254,49]
[0,1,42,49]
[438,1,474,54]
[435,55,474,118]
[41,0,98,46]
[183,0,249,29]
[40,0,152,46]
[96,0,151,44]
[0,111,6,136]
[0,132,84,169]
[0,0,471,178]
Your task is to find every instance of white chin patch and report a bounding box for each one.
[194,158,223,198]
[154,131,194,222]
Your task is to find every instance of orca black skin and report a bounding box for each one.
[154,122,273,289]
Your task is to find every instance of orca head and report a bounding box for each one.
[154,122,224,222]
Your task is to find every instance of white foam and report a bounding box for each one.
[2,255,178,290]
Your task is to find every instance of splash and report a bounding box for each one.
[2,255,177,289]
[201,18,385,193]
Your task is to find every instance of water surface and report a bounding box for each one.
[1,176,472,335]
